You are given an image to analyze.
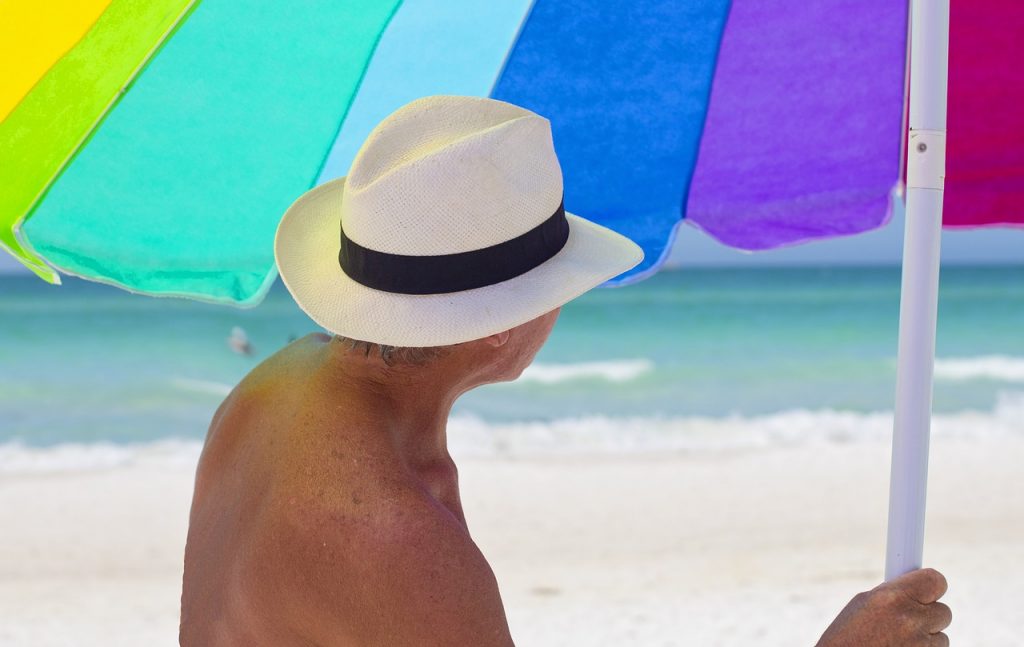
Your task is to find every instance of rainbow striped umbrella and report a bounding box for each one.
[3,0,1019,300]
[2,0,1021,579]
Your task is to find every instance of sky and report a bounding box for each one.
[2,209,1020,276]
[663,211,1024,268]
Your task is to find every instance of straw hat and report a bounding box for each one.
[274,95,643,347]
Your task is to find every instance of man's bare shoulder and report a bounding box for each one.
[233,332,332,399]
[199,334,332,449]
[246,485,513,647]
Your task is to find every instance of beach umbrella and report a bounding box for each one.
[2,0,1022,578]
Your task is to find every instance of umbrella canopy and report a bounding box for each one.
[2,0,1020,303]
[945,0,1024,229]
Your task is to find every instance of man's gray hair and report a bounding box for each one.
[333,335,451,367]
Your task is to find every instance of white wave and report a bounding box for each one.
[3,392,1021,472]
[518,359,654,384]
[0,439,202,475]
[170,377,234,396]
[934,356,1024,382]
[446,390,1024,457]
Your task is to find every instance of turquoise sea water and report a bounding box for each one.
[1,266,1023,459]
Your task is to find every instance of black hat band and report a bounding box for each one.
[338,199,570,295]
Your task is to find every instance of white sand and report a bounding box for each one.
[1,438,1022,646]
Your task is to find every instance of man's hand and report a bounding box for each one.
[817,568,952,646]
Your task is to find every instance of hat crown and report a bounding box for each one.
[341,96,564,256]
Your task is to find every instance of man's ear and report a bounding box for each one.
[482,330,510,348]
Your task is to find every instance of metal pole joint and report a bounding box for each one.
[907,129,946,190]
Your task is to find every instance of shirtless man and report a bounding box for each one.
[181,96,951,645]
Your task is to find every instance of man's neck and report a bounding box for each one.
[318,339,478,489]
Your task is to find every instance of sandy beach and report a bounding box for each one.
[1,437,1022,646]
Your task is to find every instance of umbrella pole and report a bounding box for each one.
[884,0,950,581]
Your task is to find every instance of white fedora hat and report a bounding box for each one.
[274,95,643,347]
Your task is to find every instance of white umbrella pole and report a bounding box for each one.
[884,0,950,581]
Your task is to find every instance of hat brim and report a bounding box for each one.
[274,177,644,347]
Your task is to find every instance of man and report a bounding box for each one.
[181,96,951,645]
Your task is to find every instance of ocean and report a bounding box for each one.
[1,266,1022,469]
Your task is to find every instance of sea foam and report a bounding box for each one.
[446,390,1024,457]
[4,392,1020,473]
[0,439,202,475]
[934,356,1024,382]
[519,359,654,384]
[169,377,235,396]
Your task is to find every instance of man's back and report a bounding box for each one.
[180,335,514,646]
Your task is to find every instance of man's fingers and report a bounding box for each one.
[927,632,950,647]
[890,568,948,604]
[922,601,952,633]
